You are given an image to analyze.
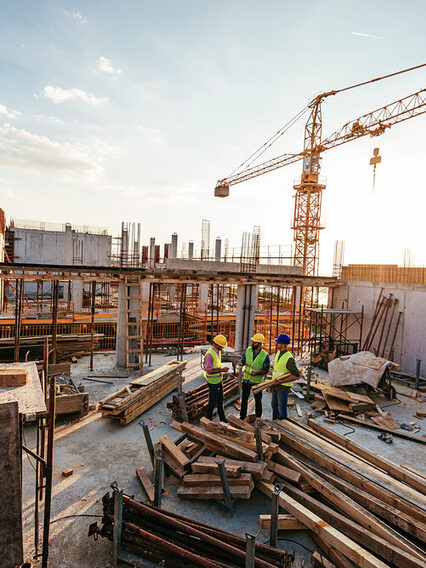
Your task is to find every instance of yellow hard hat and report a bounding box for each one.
[213,334,227,348]
[251,333,265,343]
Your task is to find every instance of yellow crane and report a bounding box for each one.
[215,64,426,278]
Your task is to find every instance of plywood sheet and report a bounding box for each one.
[0,362,46,416]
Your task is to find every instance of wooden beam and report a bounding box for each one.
[337,414,426,444]
[311,533,353,568]
[197,455,265,475]
[258,514,307,531]
[199,417,254,442]
[136,467,155,502]
[257,482,389,568]
[159,435,190,469]
[267,461,302,484]
[182,473,252,487]
[191,461,242,477]
[177,485,252,499]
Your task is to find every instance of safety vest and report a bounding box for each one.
[272,350,293,387]
[244,347,268,384]
[203,346,222,384]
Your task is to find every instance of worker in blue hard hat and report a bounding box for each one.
[271,334,301,420]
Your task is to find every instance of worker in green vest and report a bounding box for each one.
[237,333,270,420]
[271,334,300,420]
[203,334,229,422]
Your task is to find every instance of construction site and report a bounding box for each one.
[1,11,426,568]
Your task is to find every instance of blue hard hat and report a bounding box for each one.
[275,333,290,344]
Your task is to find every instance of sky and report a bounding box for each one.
[0,0,425,274]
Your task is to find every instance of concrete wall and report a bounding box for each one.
[332,280,426,375]
[13,227,111,266]
[166,259,302,275]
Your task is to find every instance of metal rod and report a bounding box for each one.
[90,281,96,371]
[154,453,163,508]
[41,375,56,568]
[51,280,59,364]
[217,460,233,512]
[14,278,23,362]
[269,484,282,548]
[376,296,392,356]
[178,393,189,423]
[255,423,264,461]
[380,299,397,358]
[387,311,402,361]
[139,420,155,467]
[245,533,256,568]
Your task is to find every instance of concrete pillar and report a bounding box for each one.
[149,237,156,268]
[116,280,141,368]
[72,280,84,312]
[198,284,209,313]
[170,233,178,260]
[64,223,73,265]
[235,285,258,352]
[215,237,222,262]
[188,241,194,260]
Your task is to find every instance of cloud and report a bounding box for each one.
[0,125,108,181]
[351,32,382,39]
[0,104,21,119]
[96,56,122,76]
[43,85,108,105]
[64,10,87,24]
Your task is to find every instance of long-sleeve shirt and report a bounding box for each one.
[204,345,220,373]
[276,350,300,377]
[241,349,271,374]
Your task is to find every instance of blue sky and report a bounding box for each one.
[0,1,425,272]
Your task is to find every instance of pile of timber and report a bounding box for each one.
[257,417,426,568]
[149,415,310,502]
[167,374,239,421]
[93,492,295,568]
[98,360,187,425]
[306,380,426,442]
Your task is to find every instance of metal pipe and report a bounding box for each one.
[14,278,23,362]
[387,311,402,361]
[51,280,59,364]
[154,452,163,507]
[376,296,392,356]
[217,460,233,512]
[41,375,56,568]
[380,299,397,358]
[269,484,282,548]
[245,534,256,568]
[139,420,155,467]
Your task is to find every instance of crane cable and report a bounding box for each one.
[228,104,310,177]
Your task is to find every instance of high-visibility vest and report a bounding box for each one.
[244,347,268,384]
[203,346,222,384]
[272,350,293,387]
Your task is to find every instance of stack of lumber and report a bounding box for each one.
[165,415,312,502]
[98,360,187,425]
[257,417,426,568]
[93,492,295,567]
[167,374,238,421]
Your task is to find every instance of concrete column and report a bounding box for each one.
[72,280,84,312]
[149,237,156,268]
[170,233,178,260]
[64,223,73,265]
[116,280,141,368]
[188,241,194,260]
[215,237,222,262]
[235,285,258,352]
[198,284,209,313]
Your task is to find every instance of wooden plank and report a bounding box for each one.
[0,369,28,387]
[136,467,155,502]
[199,416,254,442]
[179,422,258,462]
[179,440,202,458]
[177,485,252,500]
[258,514,307,531]
[311,533,353,568]
[310,464,426,546]
[401,464,426,481]
[311,550,336,568]
[271,419,426,515]
[182,473,253,487]
[197,455,265,475]
[47,362,71,377]
[308,419,426,496]
[275,449,426,562]
[322,392,351,412]
[371,414,401,430]
[267,461,302,484]
[160,435,190,469]
[257,482,389,568]
[338,413,426,444]
[191,461,241,477]
[162,451,186,479]
[55,392,88,416]
[227,414,272,443]
[295,402,303,417]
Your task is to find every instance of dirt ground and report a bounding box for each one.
[21,349,426,568]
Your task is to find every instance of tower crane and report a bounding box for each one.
[215,64,426,278]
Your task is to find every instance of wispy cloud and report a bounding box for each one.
[96,56,122,76]
[0,103,21,119]
[63,10,87,24]
[0,125,111,181]
[44,85,108,105]
[351,31,382,39]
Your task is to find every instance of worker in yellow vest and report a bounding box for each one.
[203,334,229,422]
[237,333,270,420]
[271,334,300,420]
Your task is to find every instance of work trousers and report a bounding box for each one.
[206,382,227,422]
[271,387,289,420]
[240,380,262,420]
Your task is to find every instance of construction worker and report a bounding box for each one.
[203,334,229,422]
[271,334,300,420]
[237,333,270,420]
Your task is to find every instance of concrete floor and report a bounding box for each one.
[21,350,426,568]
